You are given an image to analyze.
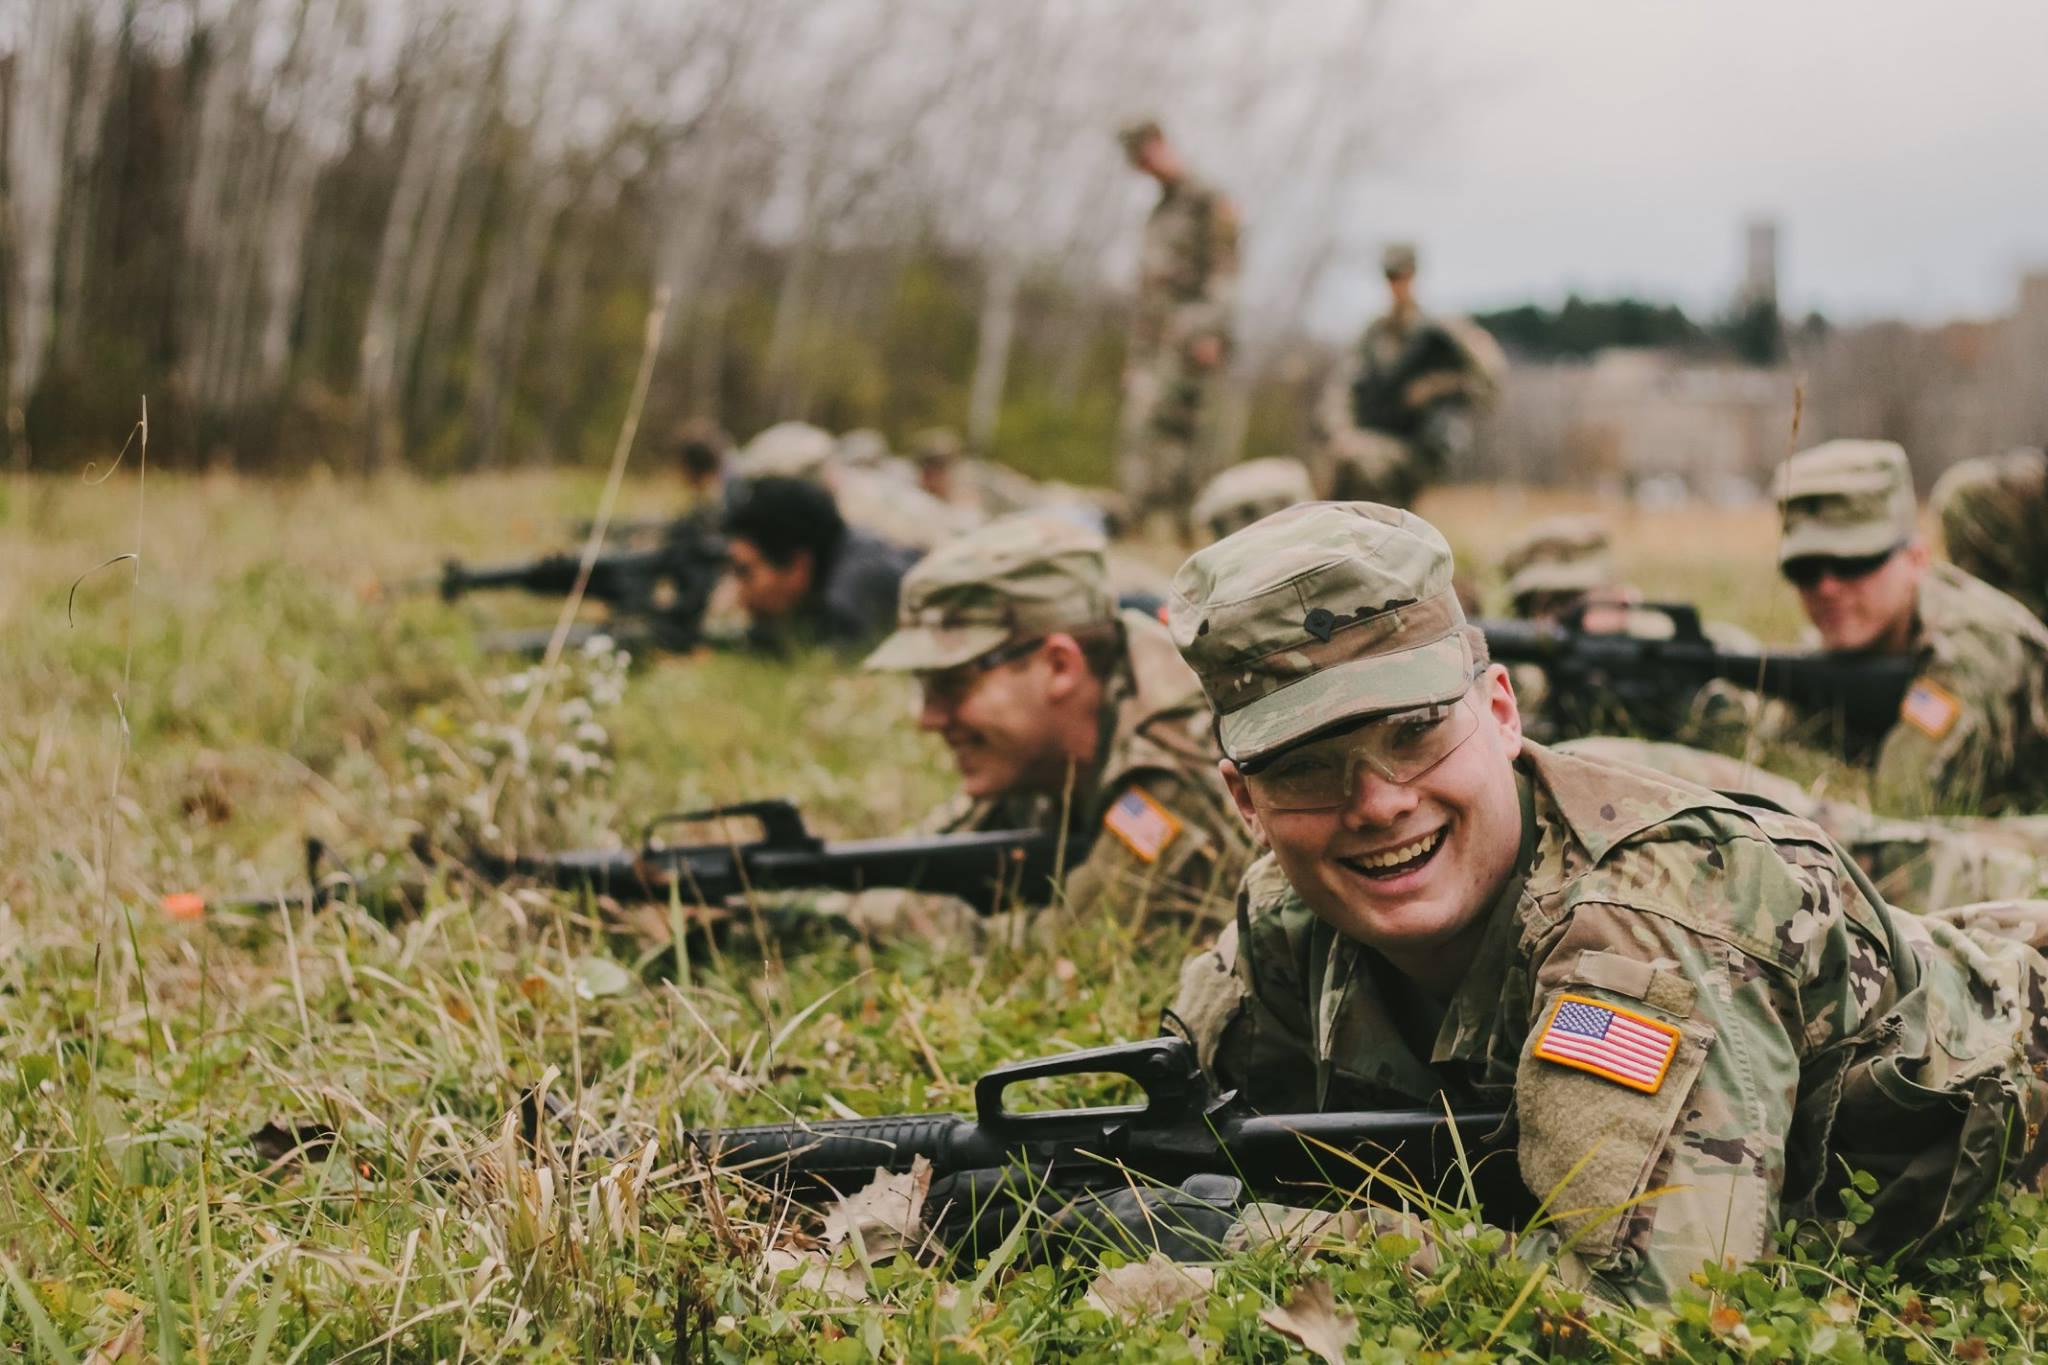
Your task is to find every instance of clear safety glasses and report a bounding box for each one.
[1240,689,1481,811]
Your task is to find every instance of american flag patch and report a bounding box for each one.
[1534,994,1681,1094]
[1899,679,1961,741]
[1103,788,1181,863]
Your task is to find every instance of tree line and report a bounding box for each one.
[1,0,1414,482]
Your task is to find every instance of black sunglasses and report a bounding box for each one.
[916,636,1044,707]
[1780,544,1903,590]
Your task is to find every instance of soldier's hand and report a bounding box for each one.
[1188,336,1224,370]
[1042,1174,1243,1262]
[923,1169,1242,1265]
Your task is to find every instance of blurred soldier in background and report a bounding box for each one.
[1316,243,1504,508]
[1117,118,1239,532]
[1494,514,1768,742]
[1190,457,1314,543]
[720,476,920,652]
[853,515,1251,937]
[1772,439,2048,815]
[914,426,1046,520]
[1934,446,2048,623]
[736,420,973,551]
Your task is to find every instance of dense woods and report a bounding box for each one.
[1,0,1412,480]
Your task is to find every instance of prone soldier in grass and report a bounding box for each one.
[1933,445,2048,625]
[1162,501,2048,1307]
[850,514,1252,934]
[1768,439,2048,815]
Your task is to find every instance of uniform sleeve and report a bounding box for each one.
[1512,899,1802,1307]
[1872,659,2020,816]
[1059,771,1241,924]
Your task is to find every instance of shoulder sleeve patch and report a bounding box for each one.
[1103,787,1183,864]
[1900,678,1962,741]
[1533,993,1681,1094]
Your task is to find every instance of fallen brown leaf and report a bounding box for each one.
[821,1157,932,1260]
[1259,1278,1358,1365]
[1083,1252,1214,1322]
[763,1247,868,1303]
[85,1312,145,1365]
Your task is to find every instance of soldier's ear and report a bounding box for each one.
[1039,633,1088,700]
[1219,760,1270,847]
[1483,664,1523,759]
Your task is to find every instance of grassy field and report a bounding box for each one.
[3,467,2041,1362]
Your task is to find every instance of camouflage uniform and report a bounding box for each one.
[1163,500,2048,1308]
[1934,447,2048,623]
[1774,440,2048,815]
[1561,737,2048,913]
[860,516,1250,932]
[1118,122,1240,522]
[1316,244,1503,508]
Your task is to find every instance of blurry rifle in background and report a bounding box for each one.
[1480,602,1916,750]
[163,799,1076,926]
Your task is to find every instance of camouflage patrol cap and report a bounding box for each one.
[836,428,891,470]
[1382,242,1418,278]
[1117,117,1163,160]
[912,426,965,467]
[1170,502,1477,762]
[1500,514,1614,606]
[736,421,837,482]
[1191,457,1316,542]
[865,515,1115,673]
[1775,439,1918,564]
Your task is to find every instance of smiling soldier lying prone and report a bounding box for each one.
[1160,501,2048,1308]
[837,514,1249,938]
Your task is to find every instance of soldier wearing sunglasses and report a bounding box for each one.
[1153,500,2048,1308]
[849,515,1251,938]
[1771,440,2048,816]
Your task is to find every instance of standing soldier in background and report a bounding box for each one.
[1117,119,1240,532]
[1934,446,2048,624]
[1316,243,1504,508]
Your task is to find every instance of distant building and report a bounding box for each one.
[1739,219,1780,313]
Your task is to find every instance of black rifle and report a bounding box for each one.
[1351,320,1475,438]
[167,802,1078,924]
[1480,602,1917,750]
[439,523,727,652]
[690,1036,1523,1256]
[466,799,1077,918]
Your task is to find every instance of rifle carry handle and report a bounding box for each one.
[640,799,822,854]
[973,1037,1208,1137]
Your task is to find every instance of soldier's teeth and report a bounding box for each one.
[1355,829,1444,870]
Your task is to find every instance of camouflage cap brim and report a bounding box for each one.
[863,622,1013,673]
[1505,557,1610,604]
[1218,631,1475,762]
[1778,517,1908,565]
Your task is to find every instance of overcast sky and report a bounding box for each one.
[1356,1,2048,325]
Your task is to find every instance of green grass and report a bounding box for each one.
[3,469,2043,1360]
